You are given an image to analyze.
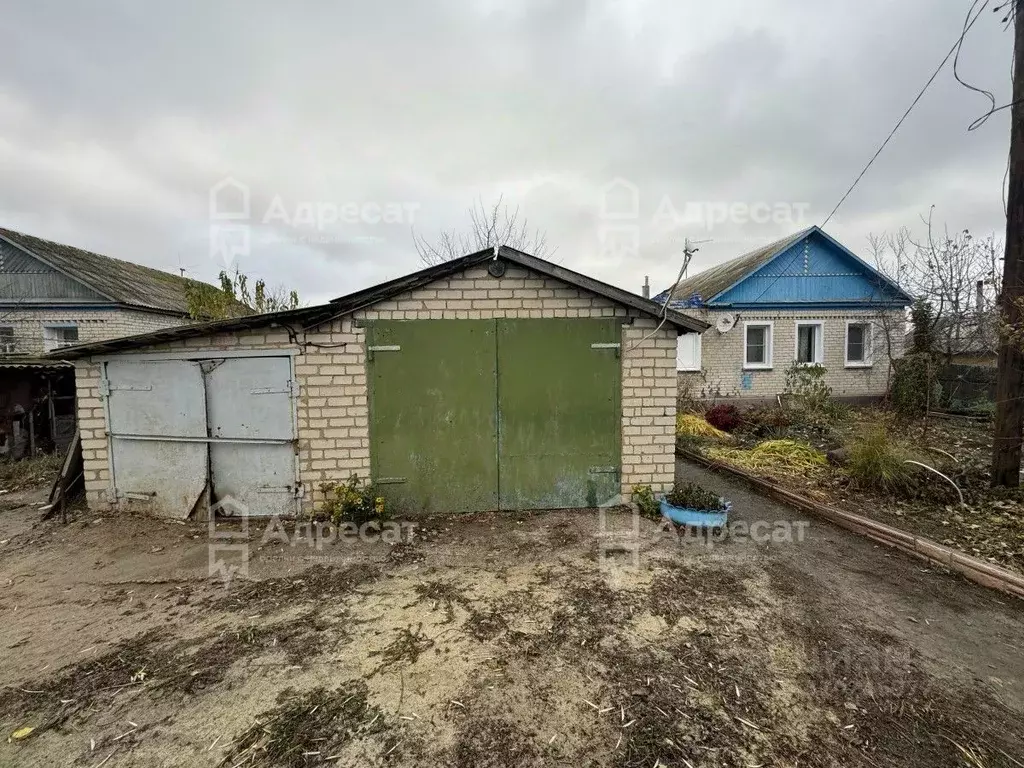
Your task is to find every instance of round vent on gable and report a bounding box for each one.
[487,260,507,278]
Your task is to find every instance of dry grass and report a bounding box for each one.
[707,439,828,476]
[0,453,62,493]
[676,413,730,440]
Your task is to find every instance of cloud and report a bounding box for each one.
[0,0,1014,302]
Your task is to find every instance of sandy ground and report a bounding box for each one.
[0,460,1021,767]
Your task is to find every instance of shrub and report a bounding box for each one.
[783,362,845,424]
[737,407,793,439]
[846,427,914,494]
[665,482,725,511]
[889,352,940,418]
[316,474,385,525]
[704,403,742,433]
[631,484,659,519]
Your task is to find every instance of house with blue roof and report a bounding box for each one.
[657,226,914,401]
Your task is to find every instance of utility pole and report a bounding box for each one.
[992,0,1024,486]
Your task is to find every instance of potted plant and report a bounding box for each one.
[660,481,731,529]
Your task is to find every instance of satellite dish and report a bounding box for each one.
[716,313,737,333]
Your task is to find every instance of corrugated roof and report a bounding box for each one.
[50,246,708,359]
[0,356,73,369]
[0,227,249,317]
[656,228,813,306]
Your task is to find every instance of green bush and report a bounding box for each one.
[783,362,846,424]
[316,474,385,525]
[889,352,940,418]
[631,484,659,520]
[846,427,914,494]
[665,482,725,511]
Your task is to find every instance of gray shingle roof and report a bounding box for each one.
[656,227,813,306]
[0,227,247,317]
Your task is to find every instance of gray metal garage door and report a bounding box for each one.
[103,355,297,518]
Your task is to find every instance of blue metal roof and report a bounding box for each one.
[656,227,912,309]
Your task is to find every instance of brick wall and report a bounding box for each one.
[677,308,905,401]
[1,306,190,355]
[74,263,679,514]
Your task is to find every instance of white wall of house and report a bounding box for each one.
[0,307,190,355]
[676,307,906,401]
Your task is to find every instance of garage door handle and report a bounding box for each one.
[588,466,618,474]
[375,477,407,484]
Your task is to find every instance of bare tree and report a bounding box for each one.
[868,210,1002,362]
[413,196,554,266]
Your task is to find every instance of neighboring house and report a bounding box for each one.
[0,227,247,458]
[925,312,998,367]
[659,226,913,401]
[52,246,707,518]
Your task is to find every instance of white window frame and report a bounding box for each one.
[0,326,15,355]
[793,320,825,366]
[743,321,773,370]
[845,320,874,368]
[43,323,79,353]
[676,332,702,372]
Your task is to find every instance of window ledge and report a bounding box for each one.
[677,367,702,373]
[742,364,773,371]
[845,362,873,369]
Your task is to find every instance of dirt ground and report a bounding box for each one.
[0,462,1023,767]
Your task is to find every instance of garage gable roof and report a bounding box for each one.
[49,246,706,359]
[330,246,708,333]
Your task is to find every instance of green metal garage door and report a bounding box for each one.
[497,319,621,509]
[367,320,499,515]
[367,319,620,514]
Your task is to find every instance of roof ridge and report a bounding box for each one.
[0,226,248,317]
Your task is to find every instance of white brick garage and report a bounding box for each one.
[62,248,706,517]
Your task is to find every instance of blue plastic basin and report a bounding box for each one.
[660,498,731,528]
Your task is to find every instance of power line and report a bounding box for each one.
[821,0,991,228]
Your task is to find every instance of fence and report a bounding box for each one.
[936,364,996,410]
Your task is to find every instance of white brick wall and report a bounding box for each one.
[1,307,190,355]
[74,263,679,514]
[677,307,906,400]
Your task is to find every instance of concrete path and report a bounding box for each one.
[677,457,1024,713]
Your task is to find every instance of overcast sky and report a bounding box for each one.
[0,1,1015,304]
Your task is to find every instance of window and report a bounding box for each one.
[0,327,14,355]
[743,322,773,368]
[43,325,79,352]
[676,332,702,371]
[794,321,824,365]
[846,321,872,366]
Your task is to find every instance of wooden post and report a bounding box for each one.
[992,2,1024,486]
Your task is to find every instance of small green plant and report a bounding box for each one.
[783,362,844,423]
[846,427,914,494]
[631,484,659,519]
[665,482,725,512]
[316,474,385,525]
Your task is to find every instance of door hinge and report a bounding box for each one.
[250,386,291,395]
[102,382,153,393]
[374,477,407,484]
[590,343,620,349]
[367,344,400,362]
